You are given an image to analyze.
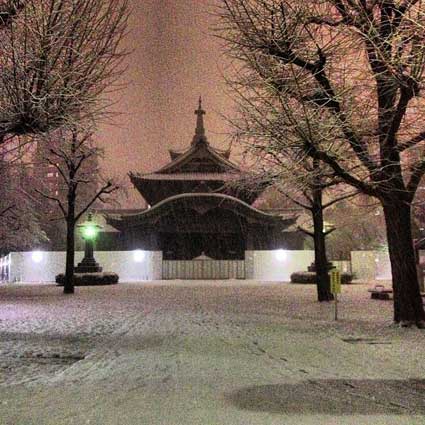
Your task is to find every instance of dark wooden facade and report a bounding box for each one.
[106,99,302,259]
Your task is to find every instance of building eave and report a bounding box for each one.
[106,193,297,231]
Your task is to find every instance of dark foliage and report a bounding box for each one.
[56,272,119,286]
[290,271,353,285]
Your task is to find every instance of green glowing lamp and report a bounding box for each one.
[75,212,103,274]
[82,224,98,240]
[78,213,102,241]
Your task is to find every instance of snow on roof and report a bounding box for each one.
[133,172,240,181]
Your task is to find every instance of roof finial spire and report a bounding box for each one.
[192,96,208,146]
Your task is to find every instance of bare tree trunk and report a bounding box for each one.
[382,200,425,326]
[312,186,333,302]
[64,198,76,294]
[64,219,75,294]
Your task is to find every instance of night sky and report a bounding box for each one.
[97,0,234,207]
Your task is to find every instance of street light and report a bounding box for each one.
[75,213,102,273]
[31,251,44,263]
[275,249,287,261]
[133,249,145,262]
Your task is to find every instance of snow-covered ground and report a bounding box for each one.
[0,280,424,425]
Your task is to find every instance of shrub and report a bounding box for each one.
[56,272,119,286]
[290,271,353,284]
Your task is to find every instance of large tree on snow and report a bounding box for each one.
[36,128,119,294]
[217,0,425,326]
[219,0,425,327]
[0,0,129,293]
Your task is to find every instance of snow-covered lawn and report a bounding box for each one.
[0,280,424,424]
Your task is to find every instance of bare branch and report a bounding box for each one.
[297,226,314,238]
[75,181,118,222]
[322,190,359,210]
[34,188,66,217]
[0,204,15,217]
[407,160,425,196]
[278,188,312,211]
[323,226,337,236]
[0,0,130,140]
[398,131,425,152]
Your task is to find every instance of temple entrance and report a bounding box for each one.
[161,232,245,279]
[162,256,245,279]
[161,232,245,260]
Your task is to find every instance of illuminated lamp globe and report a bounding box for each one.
[82,224,98,240]
[32,251,43,263]
[275,249,287,261]
[78,213,102,241]
[133,250,145,262]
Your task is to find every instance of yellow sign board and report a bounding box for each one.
[330,269,341,294]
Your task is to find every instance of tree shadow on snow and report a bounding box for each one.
[228,379,425,415]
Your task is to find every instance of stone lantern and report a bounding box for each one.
[75,213,102,273]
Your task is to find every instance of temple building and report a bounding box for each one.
[105,99,303,279]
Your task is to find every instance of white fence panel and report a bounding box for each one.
[247,250,315,282]
[3,249,397,284]
[162,260,245,280]
[332,260,352,274]
[7,251,162,283]
[351,251,391,280]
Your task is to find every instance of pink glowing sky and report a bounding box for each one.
[96,0,235,206]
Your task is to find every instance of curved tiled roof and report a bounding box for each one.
[130,172,238,181]
[155,142,240,174]
[169,146,231,160]
[106,193,296,230]
[129,99,266,206]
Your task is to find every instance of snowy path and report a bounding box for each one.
[0,281,424,424]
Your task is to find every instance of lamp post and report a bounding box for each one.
[75,213,103,273]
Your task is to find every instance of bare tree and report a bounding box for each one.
[36,128,119,294]
[289,166,357,301]
[0,1,25,27]
[217,0,425,327]
[0,0,129,140]
[0,155,47,253]
[234,142,355,301]
[0,0,129,293]
[326,197,387,258]
[224,77,356,301]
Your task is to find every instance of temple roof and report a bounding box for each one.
[129,169,261,206]
[130,98,265,206]
[167,99,231,161]
[131,172,238,181]
[156,140,239,174]
[169,146,231,161]
[154,98,238,174]
[106,193,296,231]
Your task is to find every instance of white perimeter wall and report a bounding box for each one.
[5,249,396,283]
[8,251,162,283]
[250,250,393,282]
[351,251,391,280]
[246,250,315,282]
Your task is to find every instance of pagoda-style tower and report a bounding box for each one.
[129,98,262,206]
[107,99,301,262]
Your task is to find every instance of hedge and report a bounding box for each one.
[56,272,119,286]
[290,271,353,284]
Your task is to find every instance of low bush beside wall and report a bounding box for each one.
[56,272,119,286]
[290,271,354,284]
